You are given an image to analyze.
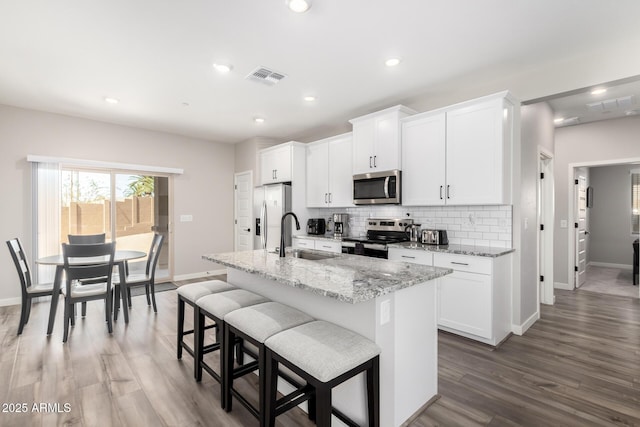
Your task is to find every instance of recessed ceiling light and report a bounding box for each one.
[213,63,233,73]
[385,58,401,67]
[553,117,564,123]
[254,117,265,124]
[287,0,312,13]
[591,88,607,95]
[104,97,119,104]
[182,102,190,107]
[303,95,316,102]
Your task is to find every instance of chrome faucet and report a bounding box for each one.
[279,211,300,257]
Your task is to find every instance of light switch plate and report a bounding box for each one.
[180,214,193,222]
[560,220,567,228]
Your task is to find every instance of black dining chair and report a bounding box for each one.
[6,238,61,335]
[61,242,116,342]
[68,233,106,244]
[68,233,107,316]
[113,233,165,317]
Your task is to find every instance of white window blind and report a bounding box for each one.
[633,170,640,234]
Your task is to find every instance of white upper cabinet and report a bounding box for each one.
[306,133,353,207]
[350,105,415,175]
[259,142,302,185]
[401,91,517,206]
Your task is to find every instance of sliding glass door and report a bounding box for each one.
[58,168,170,281]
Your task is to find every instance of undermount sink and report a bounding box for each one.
[291,249,338,261]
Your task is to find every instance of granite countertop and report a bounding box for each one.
[294,234,514,257]
[203,249,452,304]
[388,241,515,257]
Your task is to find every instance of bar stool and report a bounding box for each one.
[222,302,314,422]
[264,320,381,427]
[195,289,269,409]
[176,280,235,378]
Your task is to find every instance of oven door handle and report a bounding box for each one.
[384,176,390,199]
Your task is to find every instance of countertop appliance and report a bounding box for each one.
[332,213,348,238]
[421,229,449,245]
[307,218,326,235]
[353,169,401,205]
[254,183,293,251]
[405,223,421,242]
[342,218,413,258]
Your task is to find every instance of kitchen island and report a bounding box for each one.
[203,248,452,427]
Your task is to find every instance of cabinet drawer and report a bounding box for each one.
[315,240,342,254]
[292,238,314,249]
[388,248,433,265]
[433,253,492,275]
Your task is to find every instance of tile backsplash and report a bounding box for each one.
[309,205,512,248]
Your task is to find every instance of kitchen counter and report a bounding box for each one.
[388,241,515,257]
[203,248,451,303]
[203,248,446,427]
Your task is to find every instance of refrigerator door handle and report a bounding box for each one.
[261,200,267,249]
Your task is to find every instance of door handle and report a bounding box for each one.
[261,201,267,249]
[325,193,328,203]
[244,228,250,232]
[374,155,377,167]
[369,156,373,168]
[439,185,443,200]
[329,193,332,203]
[446,185,450,199]
[384,177,390,199]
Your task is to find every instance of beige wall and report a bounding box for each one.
[234,136,281,186]
[0,104,235,304]
[554,115,640,286]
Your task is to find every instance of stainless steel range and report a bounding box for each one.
[341,218,413,258]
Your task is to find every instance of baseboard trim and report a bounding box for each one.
[0,297,22,308]
[554,282,573,290]
[589,262,633,270]
[512,310,540,336]
[173,269,226,281]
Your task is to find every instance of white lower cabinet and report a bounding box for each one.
[292,237,342,254]
[388,248,512,346]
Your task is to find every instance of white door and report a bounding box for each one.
[234,171,253,251]
[575,173,588,287]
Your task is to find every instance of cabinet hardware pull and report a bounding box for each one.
[325,193,328,203]
[374,155,377,167]
[446,185,450,199]
[439,185,443,200]
[329,193,332,203]
[321,245,330,248]
[402,255,416,259]
[451,261,469,266]
[369,156,373,168]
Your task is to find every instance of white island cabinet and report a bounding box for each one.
[350,105,415,175]
[401,91,518,206]
[292,236,341,253]
[203,249,452,427]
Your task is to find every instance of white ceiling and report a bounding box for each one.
[2,1,640,143]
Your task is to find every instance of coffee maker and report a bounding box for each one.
[332,213,349,238]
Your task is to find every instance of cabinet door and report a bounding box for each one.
[352,121,375,174]
[373,113,401,172]
[260,146,292,184]
[327,135,353,207]
[446,98,505,205]
[306,142,329,207]
[401,113,446,206]
[437,271,492,339]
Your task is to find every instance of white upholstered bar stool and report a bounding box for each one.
[195,289,269,409]
[222,302,314,422]
[264,320,381,427]
[176,280,235,378]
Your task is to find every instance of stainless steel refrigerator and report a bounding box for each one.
[253,183,292,251]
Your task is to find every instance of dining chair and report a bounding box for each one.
[61,242,116,342]
[68,233,106,244]
[68,233,107,316]
[6,238,61,335]
[113,233,165,316]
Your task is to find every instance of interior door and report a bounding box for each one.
[575,173,588,287]
[234,171,253,251]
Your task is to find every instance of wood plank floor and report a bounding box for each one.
[1,283,639,426]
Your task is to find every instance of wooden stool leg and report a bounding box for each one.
[194,307,205,382]
[367,357,380,427]
[177,297,185,359]
[315,386,332,427]
[223,324,235,411]
[264,350,278,427]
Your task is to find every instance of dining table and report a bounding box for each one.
[36,249,146,334]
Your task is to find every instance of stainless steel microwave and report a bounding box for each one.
[353,170,401,205]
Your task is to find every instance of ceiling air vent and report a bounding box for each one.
[586,95,636,112]
[245,67,287,86]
